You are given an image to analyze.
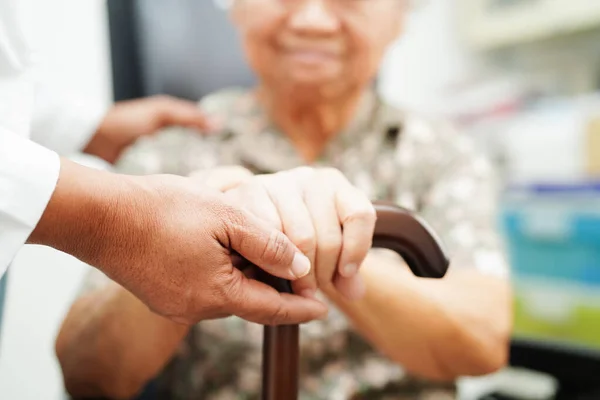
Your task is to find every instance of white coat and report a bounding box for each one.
[0,0,105,275]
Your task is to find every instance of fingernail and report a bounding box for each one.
[291,253,311,278]
[300,288,316,299]
[342,263,358,277]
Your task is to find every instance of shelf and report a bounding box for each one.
[458,0,600,49]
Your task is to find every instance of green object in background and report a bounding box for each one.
[500,183,600,351]
[513,280,600,349]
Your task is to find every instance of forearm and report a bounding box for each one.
[29,158,131,251]
[56,283,189,399]
[324,252,512,380]
[28,158,152,282]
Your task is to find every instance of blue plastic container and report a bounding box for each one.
[501,182,600,348]
[501,182,600,285]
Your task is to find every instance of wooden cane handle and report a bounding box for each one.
[371,201,449,278]
[248,201,449,293]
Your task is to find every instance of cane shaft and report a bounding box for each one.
[262,325,299,400]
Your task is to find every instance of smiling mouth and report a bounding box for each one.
[285,49,339,65]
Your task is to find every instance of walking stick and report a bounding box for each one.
[239,201,450,400]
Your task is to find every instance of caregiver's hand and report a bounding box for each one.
[223,167,376,300]
[29,159,326,326]
[84,95,220,164]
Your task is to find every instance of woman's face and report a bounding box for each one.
[232,0,407,97]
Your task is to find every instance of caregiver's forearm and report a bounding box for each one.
[56,283,189,399]
[324,255,512,381]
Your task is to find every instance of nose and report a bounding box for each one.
[288,0,340,34]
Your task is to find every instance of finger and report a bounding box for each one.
[335,185,376,278]
[153,96,221,132]
[231,275,328,325]
[332,274,367,301]
[263,177,318,297]
[226,207,312,280]
[189,166,253,192]
[224,180,282,230]
[302,181,342,297]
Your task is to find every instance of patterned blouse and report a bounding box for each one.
[81,88,508,400]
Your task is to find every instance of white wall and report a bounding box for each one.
[380,0,476,113]
[0,1,112,399]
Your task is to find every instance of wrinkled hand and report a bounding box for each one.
[222,167,377,300]
[31,161,327,326]
[189,165,254,192]
[84,95,219,164]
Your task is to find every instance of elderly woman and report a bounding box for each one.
[55,0,512,399]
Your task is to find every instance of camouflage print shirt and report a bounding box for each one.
[82,88,508,400]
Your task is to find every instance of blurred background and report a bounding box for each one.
[2,0,600,399]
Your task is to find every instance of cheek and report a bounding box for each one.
[346,16,399,79]
[235,4,283,74]
[242,32,277,80]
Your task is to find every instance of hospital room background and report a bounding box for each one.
[2,0,600,399]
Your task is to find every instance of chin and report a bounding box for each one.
[285,80,342,100]
[282,69,345,93]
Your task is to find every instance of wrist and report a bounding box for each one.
[83,128,121,164]
[28,158,147,274]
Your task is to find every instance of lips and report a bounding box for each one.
[285,49,338,65]
[278,35,344,62]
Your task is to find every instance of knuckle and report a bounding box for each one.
[320,232,343,254]
[260,229,291,265]
[228,166,254,179]
[292,166,314,175]
[322,167,345,181]
[344,203,377,225]
[254,174,272,189]
[362,204,378,223]
[267,302,290,325]
[187,169,207,180]
[289,230,316,254]
[287,166,315,182]
[230,181,250,197]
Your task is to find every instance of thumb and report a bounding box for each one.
[227,210,313,281]
[230,274,327,325]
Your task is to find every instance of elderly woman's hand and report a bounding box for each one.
[223,167,376,300]
[189,165,254,192]
[85,95,221,164]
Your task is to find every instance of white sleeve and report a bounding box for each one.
[29,82,108,156]
[0,127,60,276]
